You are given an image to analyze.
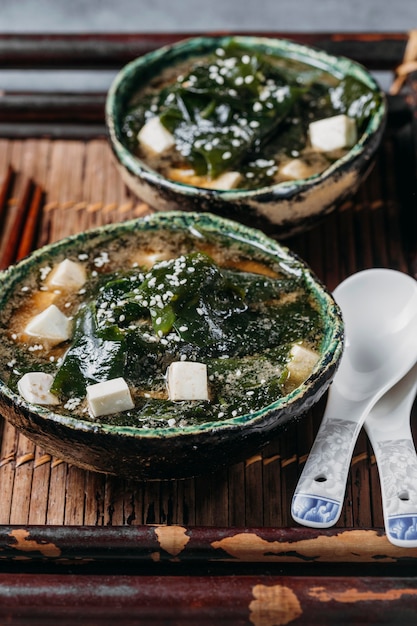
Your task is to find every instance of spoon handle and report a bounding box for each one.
[291,389,367,528]
[368,431,417,548]
[364,369,417,548]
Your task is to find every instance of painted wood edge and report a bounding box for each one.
[1,525,416,564]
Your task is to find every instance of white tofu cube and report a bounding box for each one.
[86,377,134,418]
[167,361,209,401]
[18,372,59,405]
[209,171,242,190]
[47,259,87,290]
[138,116,176,155]
[280,159,318,181]
[24,304,72,345]
[287,344,319,386]
[308,114,357,153]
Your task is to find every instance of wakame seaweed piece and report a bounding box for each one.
[95,271,148,330]
[326,76,381,131]
[131,252,249,355]
[157,45,306,177]
[220,269,299,304]
[207,350,289,409]
[123,329,166,387]
[51,304,126,399]
[233,298,323,356]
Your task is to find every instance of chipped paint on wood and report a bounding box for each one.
[309,585,417,604]
[249,584,303,626]
[154,525,190,556]
[8,529,61,557]
[211,529,417,562]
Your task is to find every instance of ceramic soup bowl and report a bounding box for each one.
[106,35,386,238]
[0,212,343,479]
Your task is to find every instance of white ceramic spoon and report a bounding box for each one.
[291,268,417,529]
[364,362,417,547]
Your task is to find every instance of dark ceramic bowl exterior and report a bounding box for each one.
[0,212,343,479]
[106,35,387,238]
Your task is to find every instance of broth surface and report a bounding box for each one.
[121,41,382,190]
[0,227,324,428]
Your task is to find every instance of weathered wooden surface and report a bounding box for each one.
[0,36,416,599]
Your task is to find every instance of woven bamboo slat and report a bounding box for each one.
[0,123,415,544]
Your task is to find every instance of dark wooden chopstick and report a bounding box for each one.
[16,183,44,262]
[0,174,44,270]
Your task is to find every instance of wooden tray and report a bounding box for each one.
[1,32,417,623]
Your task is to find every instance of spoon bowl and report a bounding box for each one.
[292,269,417,528]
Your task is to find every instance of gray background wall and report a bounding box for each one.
[0,0,416,33]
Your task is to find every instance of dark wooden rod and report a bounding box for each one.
[2,524,417,563]
[0,179,34,270]
[0,573,417,623]
[0,32,409,70]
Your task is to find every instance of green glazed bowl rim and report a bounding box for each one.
[0,211,343,440]
[106,34,387,200]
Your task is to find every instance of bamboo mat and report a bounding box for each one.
[0,131,415,529]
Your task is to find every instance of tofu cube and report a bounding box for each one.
[24,304,72,345]
[280,159,319,181]
[308,114,357,153]
[18,372,59,405]
[209,171,242,190]
[287,344,319,387]
[86,377,134,418]
[47,259,87,290]
[138,116,176,155]
[167,361,209,401]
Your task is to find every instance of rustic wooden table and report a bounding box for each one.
[0,32,417,624]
